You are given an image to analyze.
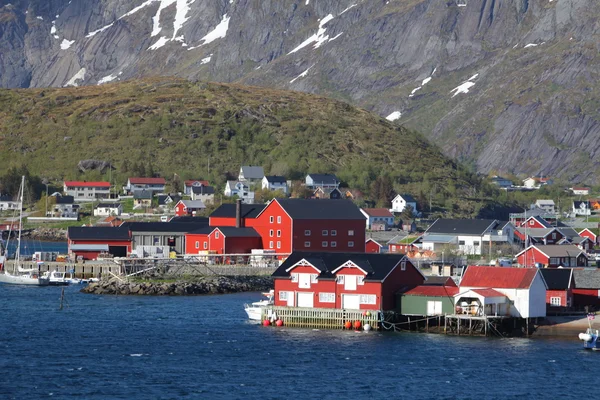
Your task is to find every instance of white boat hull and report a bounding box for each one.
[245,306,264,321]
[0,272,50,286]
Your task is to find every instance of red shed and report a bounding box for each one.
[578,228,597,247]
[272,252,425,311]
[539,268,574,310]
[520,216,551,229]
[572,269,600,308]
[184,227,262,257]
[365,239,383,253]
[67,226,131,260]
[516,245,588,268]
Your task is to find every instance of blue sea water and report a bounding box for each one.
[0,286,595,400]
[2,240,68,258]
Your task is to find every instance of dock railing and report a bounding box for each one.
[264,306,380,330]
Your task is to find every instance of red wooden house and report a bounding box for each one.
[539,268,574,310]
[67,226,131,260]
[520,216,552,229]
[272,252,425,311]
[174,200,206,217]
[388,235,421,253]
[184,226,262,256]
[572,269,600,308]
[365,239,383,253]
[208,199,366,254]
[579,228,597,246]
[516,245,588,268]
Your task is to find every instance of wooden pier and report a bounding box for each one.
[263,306,381,330]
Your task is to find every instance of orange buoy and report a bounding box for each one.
[276,319,283,327]
[353,320,362,330]
[263,320,271,326]
[344,321,352,329]
[362,311,367,317]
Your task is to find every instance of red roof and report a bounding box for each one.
[129,177,166,185]
[185,180,209,187]
[64,181,110,188]
[362,208,393,217]
[460,266,538,289]
[471,288,506,298]
[403,285,459,297]
[573,187,590,191]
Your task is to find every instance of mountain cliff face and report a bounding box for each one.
[0,0,599,183]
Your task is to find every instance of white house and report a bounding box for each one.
[52,195,79,218]
[573,201,591,216]
[191,185,215,204]
[422,219,513,255]
[457,266,547,318]
[63,181,111,201]
[224,181,255,203]
[93,202,123,217]
[123,177,166,195]
[238,166,265,184]
[0,195,19,211]
[360,208,395,230]
[523,177,553,189]
[534,200,556,214]
[262,176,288,194]
[390,194,418,214]
[305,174,340,190]
[184,180,209,196]
[571,187,590,196]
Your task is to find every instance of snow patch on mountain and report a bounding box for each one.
[148,36,169,50]
[201,54,212,64]
[290,64,315,83]
[450,73,478,97]
[288,14,335,54]
[60,39,74,50]
[64,68,86,87]
[386,111,401,121]
[188,14,230,50]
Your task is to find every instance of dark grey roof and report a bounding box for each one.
[157,194,182,205]
[557,227,580,239]
[539,268,573,290]
[122,221,208,233]
[400,194,416,203]
[533,245,585,258]
[276,199,365,220]
[573,269,600,289]
[264,175,287,184]
[168,216,209,224]
[241,166,265,180]
[210,203,266,219]
[307,174,339,185]
[0,195,14,202]
[188,226,259,237]
[96,203,121,209]
[55,195,74,205]
[423,276,455,286]
[68,226,130,240]
[574,200,591,208]
[133,190,153,199]
[426,219,498,235]
[272,252,411,282]
[191,185,215,195]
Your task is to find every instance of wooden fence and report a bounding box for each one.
[264,306,381,330]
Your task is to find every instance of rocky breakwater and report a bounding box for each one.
[81,276,274,296]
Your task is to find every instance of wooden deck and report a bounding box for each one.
[263,306,381,330]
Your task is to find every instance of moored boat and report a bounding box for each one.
[244,290,274,321]
[578,314,600,350]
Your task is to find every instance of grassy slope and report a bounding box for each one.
[0,77,485,216]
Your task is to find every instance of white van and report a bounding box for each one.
[160,215,169,222]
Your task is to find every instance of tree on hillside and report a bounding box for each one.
[254,188,287,203]
[400,205,416,222]
[371,174,394,207]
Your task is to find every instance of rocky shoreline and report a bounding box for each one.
[80,275,274,296]
[25,227,67,241]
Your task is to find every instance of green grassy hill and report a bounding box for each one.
[0,77,491,216]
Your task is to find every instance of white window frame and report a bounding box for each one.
[291,273,298,283]
[279,291,288,301]
[269,241,274,249]
[305,230,311,236]
[331,241,337,248]
[310,274,318,283]
[359,294,376,305]
[277,216,281,224]
[322,241,328,247]
[270,216,274,223]
[401,261,406,271]
[304,241,311,248]
[270,229,274,237]
[277,230,281,237]
[322,230,328,236]
[348,241,354,247]
[336,275,345,284]
[319,292,335,303]
[348,230,354,236]
[195,241,199,249]
[215,232,220,239]
[550,297,561,306]
[277,241,281,249]
[331,230,337,236]
[203,242,208,250]
[357,276,364,285]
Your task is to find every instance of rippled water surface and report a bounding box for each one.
[0,285,593,399]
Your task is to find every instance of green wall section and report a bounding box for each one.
[397,294,455,315]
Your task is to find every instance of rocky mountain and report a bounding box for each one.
[0,0,599,183]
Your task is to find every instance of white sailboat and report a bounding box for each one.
[0,176,50,286]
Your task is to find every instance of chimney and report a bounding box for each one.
[236,199,242,228]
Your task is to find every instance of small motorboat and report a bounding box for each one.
[244,290,274,321]
[42,270,70,286]
[578,314,600,350]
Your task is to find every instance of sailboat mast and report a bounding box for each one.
[15,176,25,271]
